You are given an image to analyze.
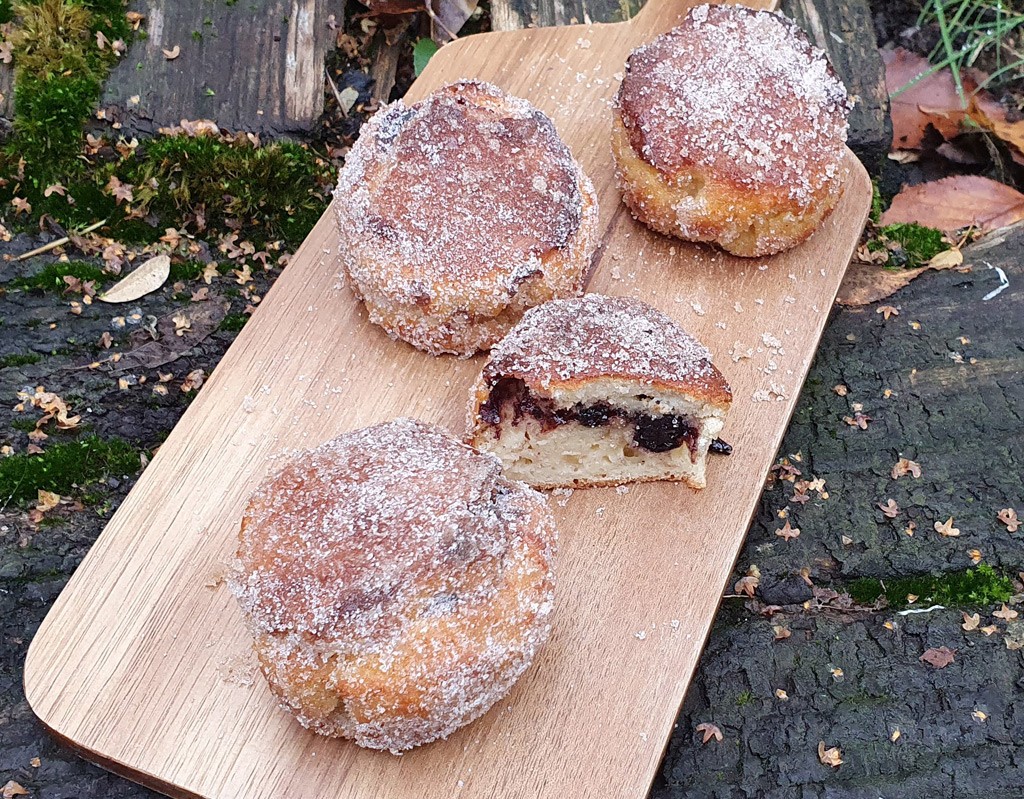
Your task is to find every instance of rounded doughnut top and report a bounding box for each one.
[484,294,732,407]
[234,418,547,647]
[336,80,588,317]
[615,4,852,205]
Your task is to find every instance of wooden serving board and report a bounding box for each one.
[24,1,871,797]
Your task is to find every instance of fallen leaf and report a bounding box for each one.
[337,85,360,116]
[734,565,760,597]
[98,255,170,303]
[773,625,791,641]
[882,47,966,150]
[10,196,31,216]
[972,709,988,722]
[833,384,848,396]
[878,499,900,518]
[890,727,901,742]
[776,520,800,541]
[172,312,192,336]
[180,369,206,393]
[110,303,227,374]
[928,248,964,268]
[962,612,980,631]
[2,781,29,798]
[880,176,1024,235]
[36,489,61,512]
[964,71,1024,160]
[43,182,67,198]
[920,646,956,669]
[126,10,145,29]
[892,458,922,480]
[934,517,961,538]
[0,41,11,64]
[993,604,1018,621]
[841,534,853,546]
[843,412,872,430]
[163,45,181,60]
[817,741,844,768]
[837,261,940,306]
[981,625,999,636]
[106,175,135,205]
[96,30,108,49]
[695,722,723,744]
[775,689,789,701]
[968,548,982,565]
[877,305,900,320]
[191,287,210,302]
[906,593,919,604]
[997,508,1019,532]
[29,757,40,768]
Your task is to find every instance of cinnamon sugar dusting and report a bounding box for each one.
[615,4,852,205]
[335,80,596,319]
[485,294,731,404]
[231,418,557,752]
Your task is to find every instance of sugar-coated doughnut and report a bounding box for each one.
[466,294,732,489]
[612,4,853,257]
[230,418,557,752]
[335,80,599,356]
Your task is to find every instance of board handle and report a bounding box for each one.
[631,0,781,36]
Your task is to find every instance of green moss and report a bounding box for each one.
[0,1,13,23]
[0,352,41,368]
[117,136,332,248]
[0,435,140,504]
[870,180,884,224]
[735,690,753,707]
[848,565,1013,609]
[8,260,107,292]
[867,223,946,269]
[218,313,248,332]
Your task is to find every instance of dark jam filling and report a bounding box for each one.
[479,377,700,459]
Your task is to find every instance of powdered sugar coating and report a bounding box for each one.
[484,294,731,406]
[334,80,599,355]
[615,5,852,207]
[231,418,557,752]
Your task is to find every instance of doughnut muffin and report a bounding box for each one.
[230,418,557,753]
[612,4,853,257]
[466,294,732,489]
[335,80,600,356]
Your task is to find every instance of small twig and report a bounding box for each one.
[16,219,108,261]
[424,1,459,42]
[324,68,347,117]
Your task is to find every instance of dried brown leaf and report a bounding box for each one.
[920,646,956,669]
[98,255,170,303]
[163,45,180,60]
[934,517,961,538]
[775,520,800,541]
[961,612,980,631]
[880,176,1024,235]
[695,722,723,744]
[997,508,1019,532]
[882,48,966,149]
[817,741,844,768]
[993,604,1018,621]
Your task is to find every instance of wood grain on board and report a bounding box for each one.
[24,1,872,797]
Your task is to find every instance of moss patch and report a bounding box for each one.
[0,352,42,368]
[848,565,1013,609]
[867,222,947,269]
[8,260,107,292]
[217,313,248,332]
[0,1,331,249]
[0,435,140,504]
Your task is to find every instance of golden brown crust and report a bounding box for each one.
[612,4,852,257]
[230,418,557,752]
[477,294,732,409]
[335,80,599,356]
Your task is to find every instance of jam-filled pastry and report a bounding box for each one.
[466,294,732,490]
[230,418,557,753]
[612,4,853,257]
[334,80,599,356]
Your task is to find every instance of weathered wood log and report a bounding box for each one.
[781,0,891,174]
[102,0,339,137]
[490,0,641,31]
